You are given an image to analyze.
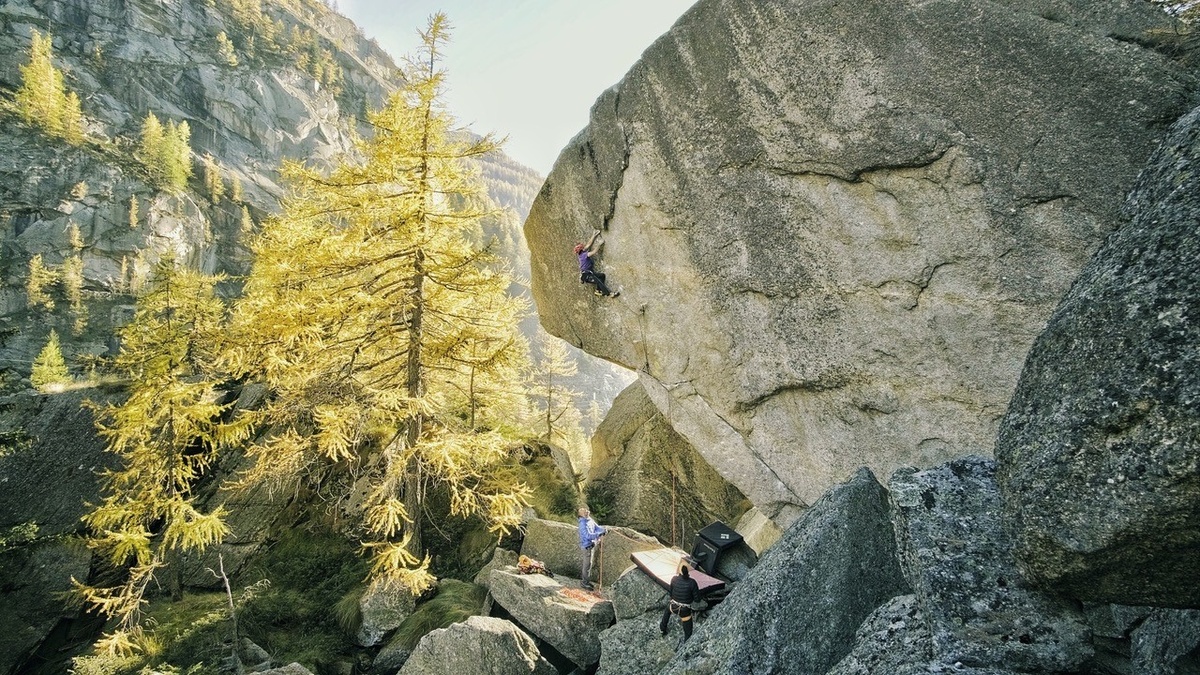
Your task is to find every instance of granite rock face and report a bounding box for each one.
[486,568,615,669]
[525,0,1196,520]
[589,380,748,548]
[519,517,659,588]
[996,104,1200,608]
[397,616,556,675]
[661,468,908,675]
[890,457,1091,672]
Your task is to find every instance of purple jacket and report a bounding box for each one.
[578,250,594,273]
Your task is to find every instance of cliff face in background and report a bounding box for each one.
[525,0,1197,520]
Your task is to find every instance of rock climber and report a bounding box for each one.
[574,230,619,297]
[578,506,607,590]
[660,561,700,641]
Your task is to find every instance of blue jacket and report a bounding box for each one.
[578,516,606,549]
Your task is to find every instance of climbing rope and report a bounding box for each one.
[671,470,678,548]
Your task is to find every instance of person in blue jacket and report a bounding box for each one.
[578,506,607,590]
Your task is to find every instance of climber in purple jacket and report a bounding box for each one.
[574,230,619,297]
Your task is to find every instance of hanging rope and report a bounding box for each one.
[597,536,605,591]
[671,470,678,548]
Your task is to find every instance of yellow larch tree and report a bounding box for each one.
[223,13,531,593]
[15,29,85,144]
[75,254,253,653]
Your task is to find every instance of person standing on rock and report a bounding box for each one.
[661,562,700,642]
[578,506,607,590]
[574,230,619,297]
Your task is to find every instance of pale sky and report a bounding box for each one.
[337,0,698,175]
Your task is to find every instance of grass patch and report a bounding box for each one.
[391,579,487,651]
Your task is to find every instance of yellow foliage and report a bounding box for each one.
[16,30,85,144]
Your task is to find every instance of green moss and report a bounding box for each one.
[237,528,368,673]
[391,579,486,651]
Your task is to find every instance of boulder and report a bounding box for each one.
[519,517,659,588]
[1131,608,1200,675]
[735,507,784,556]
[996,104,1200,608]
[372,633,411,675]
[890,457,1091,672]
[828,595,1017,675]
[486,568,615,668]
[588,381,748,547]
[662,468,908,675]
[524,0,1196,522]
[355,577,418,647]
[397,616,555,675]
[257,664,315,675]
[0,539,91,675]
[473,547,520,590]
[598,610,691,675]
[609,566,668,621]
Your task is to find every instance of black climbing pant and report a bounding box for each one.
[660,602,693,640]
[581,271,612,296]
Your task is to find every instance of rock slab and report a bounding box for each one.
[397,616,556,675]
[996,104,1200,608]
[487,568,615,668]
[890,457,1091,671]
[662,468,908,675]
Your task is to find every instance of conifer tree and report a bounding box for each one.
[26,254,59,311]
[203,152,224,203]
[62,255,87,335]
[76,254,251,653]
[16,30,84,144]
[530,331,582,446]
[128,195,139,229]
[137,113,192,191]
[31,329,71,391]
[230,175,244,202]
[225,13,530,592]
[216,31,239,67]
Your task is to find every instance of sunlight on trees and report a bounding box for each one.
[223,13,531,592]
[137,112,192,192]
[26,254,59,312]
[75,255,253,650]
[31,330,71,391]
[16,30,85,144]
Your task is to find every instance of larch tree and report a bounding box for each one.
[16,29,84,144]
[76,254,252,654]
[31,329,71,391]
[530,331,582,447]
[137,112,192,191]
[26,254,59,311]
[224,13,531,592]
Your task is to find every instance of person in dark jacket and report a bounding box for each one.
[574,230,619,297]
[660,561,701,640]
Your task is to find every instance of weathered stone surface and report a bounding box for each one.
[735,507,784,556]
[828,595,1018,675]
[372,633,411,675]
[609,565,667,621]
[256,664,315,675]
[589,381,748,547]
[0,539,91,675]
[598,609,693,675]
[473,547,520,590]
[891,457,1091,672]
[519,517,659,588]
[662,468,908,675]
[356,577,418,648]
[1131,608,1200,675]
[487,568,614,668]
[397,616,555,675]
[525,0,1196,521]
[996,104,1200,608]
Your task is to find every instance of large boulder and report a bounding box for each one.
[588,381,748,547]
[598,610,691,675]
[355,577,418,647]
[1131,608,1200,675]
[662,468,908,675]
[397,616,556,675]
[996,104,1200,608]
[0,539,91,675]
[524,0,1196,521]
[890,458,1091,672]
[486,568,615,668]
[827,595,1017,675]
[519,517,659,588]
[609,566,668,621]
